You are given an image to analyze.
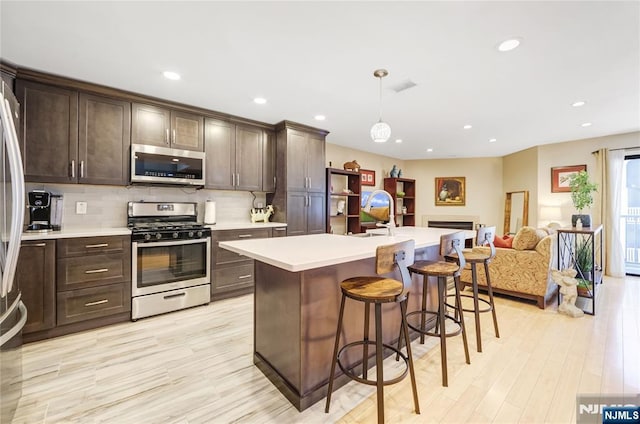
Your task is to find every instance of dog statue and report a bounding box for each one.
[551,268,584,318]
[250,204,274,223]
[343,160,360,172]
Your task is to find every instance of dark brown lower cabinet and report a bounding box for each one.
[21,235,132,343]
[17,240,56,334]
[211,228,274,300]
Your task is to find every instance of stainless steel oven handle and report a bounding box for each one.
[164,292,186,300]
[134,237,210,248]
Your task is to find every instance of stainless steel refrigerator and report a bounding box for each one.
[0,79,27,423]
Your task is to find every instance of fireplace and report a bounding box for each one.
[423,214,480,247]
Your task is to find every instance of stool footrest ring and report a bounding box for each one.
[336,340,409,386]
[447,293,493,313]
[406,310,463,337]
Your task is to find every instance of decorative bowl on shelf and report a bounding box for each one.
[397,191,405,198]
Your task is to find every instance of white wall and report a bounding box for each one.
[403,157,504,228]
[326,143,406,191]
[536,131,640,227]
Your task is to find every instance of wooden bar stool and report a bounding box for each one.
[402,231,470,387]
[325,240,420,424]
[448,226,500,352]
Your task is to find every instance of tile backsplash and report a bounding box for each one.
[26,183,267,229]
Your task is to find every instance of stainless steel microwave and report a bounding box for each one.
[130,144,205,186]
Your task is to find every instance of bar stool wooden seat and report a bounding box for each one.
[325,240,420,424]
[402,231,470,387]
[447,226,500,352]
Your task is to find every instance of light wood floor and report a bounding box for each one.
[11,275,639,423]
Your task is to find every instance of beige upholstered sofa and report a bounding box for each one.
[460,226,557,308]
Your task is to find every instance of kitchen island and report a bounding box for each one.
[219,226,474,411]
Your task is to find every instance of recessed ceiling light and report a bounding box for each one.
[253,97,267,105]
[395,139,402,143]
[489,138,497,143]
[463,124,472,130]
[163,71,181,80]
[314,115,326,121]
[427,148,433,152]
[572,101,586,107]
[497,38,521,52]
[581,122,592,127]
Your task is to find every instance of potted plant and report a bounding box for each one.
[575,237,593,296]
[569,170,597,227]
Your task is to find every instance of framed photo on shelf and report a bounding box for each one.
[435,177,466,206]
[551,165,586,193]
[360,169,375,186]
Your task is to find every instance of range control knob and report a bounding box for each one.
[196,231,203,238]
[144,233,151,241]
[188,231,195,238]
[173,232,179,239]
[155,233,162,240]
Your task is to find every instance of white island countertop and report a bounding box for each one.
[219,226,475,272]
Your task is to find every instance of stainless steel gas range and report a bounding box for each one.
[128,202,211,320]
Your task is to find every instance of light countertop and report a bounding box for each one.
[21,221,287,240]
[21,227,131,240]
[205,222,287,230]
[219,226,475,272]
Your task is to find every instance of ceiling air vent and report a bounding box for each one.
[390,79,417,93]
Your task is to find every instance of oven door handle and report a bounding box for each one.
[133,238,209,248]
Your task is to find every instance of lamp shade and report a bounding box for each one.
[370,121,391,143]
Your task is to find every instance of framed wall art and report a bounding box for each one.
[551,165,586,193]
[435,177,466,206]
[360,169,376,186]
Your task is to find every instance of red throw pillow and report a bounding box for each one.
[493,234,514,249]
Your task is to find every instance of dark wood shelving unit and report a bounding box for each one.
[384,177,416,227]
[326,168,361,234]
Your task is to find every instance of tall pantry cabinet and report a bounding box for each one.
[268,121,328,236]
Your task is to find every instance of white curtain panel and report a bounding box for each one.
[605,149,626,277]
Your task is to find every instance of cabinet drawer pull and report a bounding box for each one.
[70,160,75,178]
[24,243,47,247]
[80,160,85,178]
[85,299,108,307]
[85,243,109,248]
[85,268,109,274]
[232,173,235,186]
[172,129,176,143]
[164,292,186,300]
[274,227,286,231]
[237,234,253,238]
[238,274,252,279]
[165,128,170,144]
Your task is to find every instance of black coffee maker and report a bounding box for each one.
[26,190,52,231]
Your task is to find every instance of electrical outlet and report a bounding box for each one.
[257,202,264,208]
[76,201,87,215]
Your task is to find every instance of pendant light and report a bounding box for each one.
[370,69,391,143]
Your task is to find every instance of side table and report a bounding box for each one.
[556,225,603,315]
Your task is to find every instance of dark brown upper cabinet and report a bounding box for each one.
[204,119,263,191]
[262,130,276,192]
[16,80,79,183]
[132,103,204,152]
[285,128,325,193]
[79,93,130,185]
[15,80,131,185]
